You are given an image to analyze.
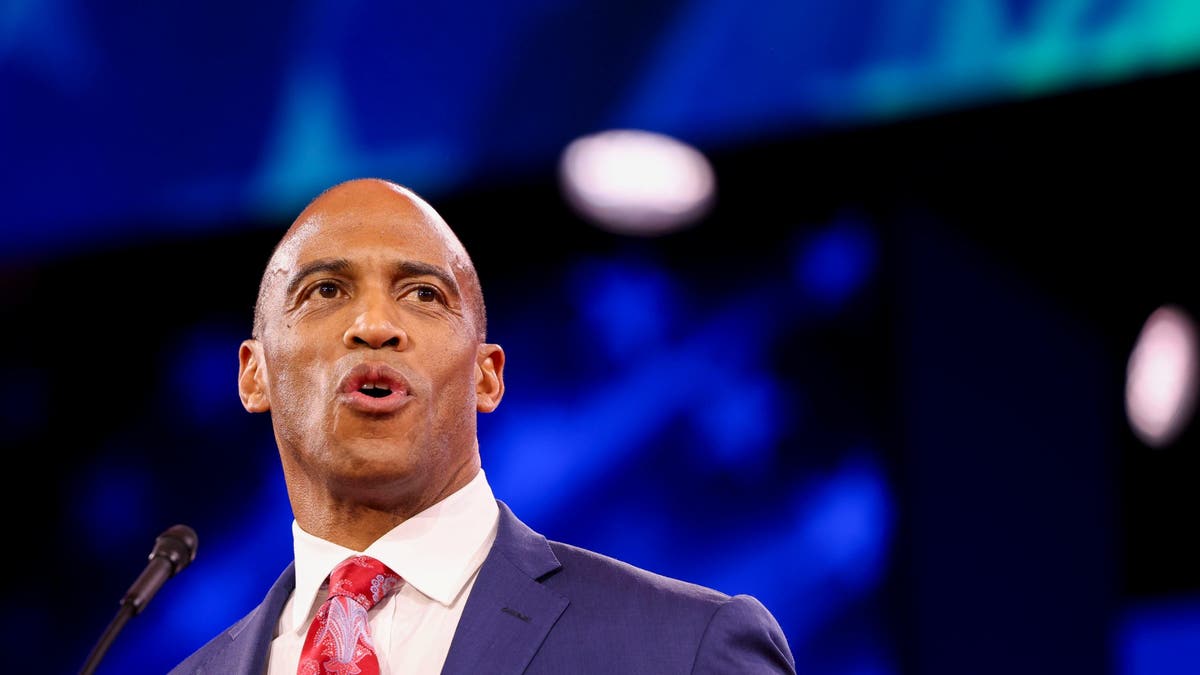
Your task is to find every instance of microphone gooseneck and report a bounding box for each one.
[79,524,199,675]
[122,524,199,614]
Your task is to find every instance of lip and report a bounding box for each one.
[337,362,413,415]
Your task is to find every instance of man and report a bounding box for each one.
[169,177,796,674]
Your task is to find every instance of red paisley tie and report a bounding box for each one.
[298,555,403,675]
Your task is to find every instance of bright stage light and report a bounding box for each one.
[558,129,716,237]
[1125,304,1199,448]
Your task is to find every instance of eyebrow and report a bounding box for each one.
[284,258,351,299]
[283,258,461,299]
[394,260,461,299]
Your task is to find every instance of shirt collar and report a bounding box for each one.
[290,469,500,631]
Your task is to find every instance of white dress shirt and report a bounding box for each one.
[266,469,500,675]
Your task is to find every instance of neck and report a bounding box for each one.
[291,456,481,551]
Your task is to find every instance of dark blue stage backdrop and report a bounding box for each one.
[2,2,1199,674]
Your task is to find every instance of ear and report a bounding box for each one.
[238,339,271,413]
[475,343,505,413]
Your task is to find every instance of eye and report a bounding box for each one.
[405,284,444,304]
[307,280,343,300]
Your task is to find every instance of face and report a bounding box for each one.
[238,179,504,512]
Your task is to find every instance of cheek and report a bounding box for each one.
[269,360,334,451]
[426,346,480,402]
[267,340,331,411]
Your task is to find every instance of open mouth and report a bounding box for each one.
[360,383,393,398]
[339,363,411,413]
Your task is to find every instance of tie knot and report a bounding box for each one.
[326,555,402,611]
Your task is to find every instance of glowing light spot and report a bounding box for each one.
[558,129,715,236]
[794,216,878,306]
[569,257,677,359]
[1125,304,1199,448]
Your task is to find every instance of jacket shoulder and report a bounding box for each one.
[543,539,732,607]
[531,539,795,673]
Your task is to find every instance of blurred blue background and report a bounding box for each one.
[3,1,1199,673]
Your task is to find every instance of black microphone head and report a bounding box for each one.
[152,524,198,575]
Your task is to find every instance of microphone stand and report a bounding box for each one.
[80,604,137,675]
[79,524,198,675]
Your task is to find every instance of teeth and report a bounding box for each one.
[358,382,394,399]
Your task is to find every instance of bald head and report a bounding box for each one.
[252,178,487,341]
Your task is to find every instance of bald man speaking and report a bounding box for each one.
[168,178,796,675]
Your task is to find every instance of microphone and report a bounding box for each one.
[79,524,199,675]
[122,524,199,614]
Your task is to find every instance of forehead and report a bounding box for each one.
[274,181,465,271]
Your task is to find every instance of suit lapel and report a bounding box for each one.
[187,564,295,674]
[440,501,567,675]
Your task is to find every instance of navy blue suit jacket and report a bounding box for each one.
[169,501,796,674]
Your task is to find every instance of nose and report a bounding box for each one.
[343,292,408,350]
